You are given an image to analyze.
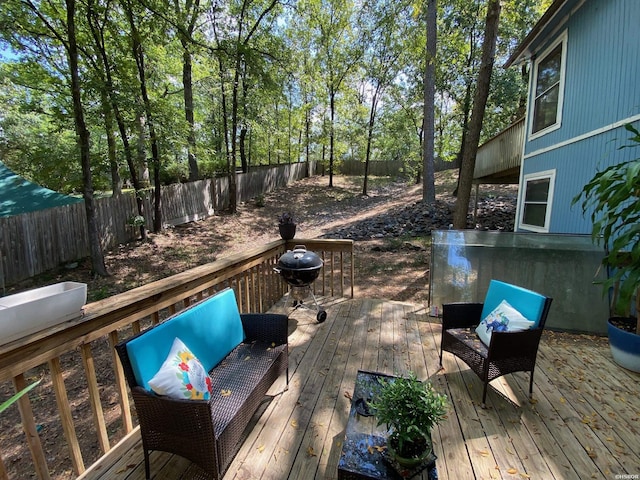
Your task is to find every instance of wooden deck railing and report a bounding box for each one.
[0,239,353,480]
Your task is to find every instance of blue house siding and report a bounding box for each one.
[515,0,640,234]
[521,124,638,234]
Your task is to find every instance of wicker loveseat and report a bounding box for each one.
[439,280,552,407]
[116,288,288,479]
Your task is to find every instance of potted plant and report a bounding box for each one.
[573,123,640,372]
[371,372,447,468]
[278,212,297,240]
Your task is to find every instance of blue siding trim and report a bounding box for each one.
[520,124,639,234]
[524,0,640,155]
[518,0,640,235]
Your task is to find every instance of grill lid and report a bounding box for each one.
[277,245,323,271]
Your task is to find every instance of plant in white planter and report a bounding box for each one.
[573,123,640,371]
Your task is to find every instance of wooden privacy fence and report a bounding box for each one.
[0,238,354,480]
[0,162,316,287]
[339,158,459,177]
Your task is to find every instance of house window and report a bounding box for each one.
[530,33,566,137]
[520,170,555,232]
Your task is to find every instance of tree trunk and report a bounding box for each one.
[214,32,232,211]
[229,53,242,212]
[182,40,199,181]
[240,70,249,173]
[86,0,146,239]
[66,0,108,277]
[240,126,248,172]
[100,90,121,197]
[363,86,380,196]
[329,88,335,188]
[452,0,501,229]
[125,0,162,232]
[305,92,311,176]
[422,0,437,203]
[453,80,473,197]
[453,19,479,197]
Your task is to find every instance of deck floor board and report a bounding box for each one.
[79,296,640,480]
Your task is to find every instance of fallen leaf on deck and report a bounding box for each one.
[507,468,518,474]
[244,356,251,361]
[307,446,317,457]
[257,444,265,453]
[290,420,298,428]
[220,389,232,397]
[344,391,353,400]
[478,450,490,457]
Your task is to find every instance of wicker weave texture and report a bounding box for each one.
[439,295,552,405]
[116,311,289,480]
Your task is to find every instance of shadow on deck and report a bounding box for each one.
[80,296,640,480]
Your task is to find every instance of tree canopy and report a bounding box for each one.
[0,0,549,197]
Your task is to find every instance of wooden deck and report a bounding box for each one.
[80,296,640,480]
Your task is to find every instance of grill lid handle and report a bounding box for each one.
[292,245,308,258]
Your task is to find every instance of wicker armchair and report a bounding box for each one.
[116,291,288,480]
[439,280,552,407]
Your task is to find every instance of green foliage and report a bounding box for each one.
[0,380,41,415]
[371,372,447,456]
[127,214,145,227]
[0,0,546,195]
[277,212,296,225]
[573,124,640,322]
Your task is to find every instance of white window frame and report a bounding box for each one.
[528,31,568,140]
[518,169,556,233]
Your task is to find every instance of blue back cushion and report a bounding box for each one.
[480,280,547,328]
[126,288,245,390]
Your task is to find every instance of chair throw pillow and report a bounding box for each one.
[475,299,535,346]
[148,337,213,400]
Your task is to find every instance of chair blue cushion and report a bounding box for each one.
[125,288,245,390]
[480,280,546,328]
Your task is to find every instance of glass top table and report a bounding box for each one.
[337,370,437,479]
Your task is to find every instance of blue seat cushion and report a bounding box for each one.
[125,288,245,391]
[480,280,546,328]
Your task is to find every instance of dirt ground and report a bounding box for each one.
[7,171,515,306]
[0,171,517,479]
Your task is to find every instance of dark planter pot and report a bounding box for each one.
[279,223,296,240]
[387,434,432,469]
[607,317,640,373]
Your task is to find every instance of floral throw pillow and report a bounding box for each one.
[475,300,534,347]
[148,337,213,400]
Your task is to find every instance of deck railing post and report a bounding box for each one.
[0,239,352,478]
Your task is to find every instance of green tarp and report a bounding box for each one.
[0,162,82,217]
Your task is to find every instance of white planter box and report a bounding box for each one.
[0,282,87,346]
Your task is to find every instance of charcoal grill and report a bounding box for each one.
[274,245,327,323]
